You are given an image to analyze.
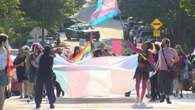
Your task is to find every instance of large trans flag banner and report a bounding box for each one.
[54,54,138,97]
[90,0,119,26]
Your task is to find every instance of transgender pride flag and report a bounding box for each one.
[53,54,138,97]
[11,53,138,97]
[90,0,119,26]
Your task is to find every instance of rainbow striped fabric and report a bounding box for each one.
[68,43,92,63]
[90,0,119,26]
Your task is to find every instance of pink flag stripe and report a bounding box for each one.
[91,8,118,19]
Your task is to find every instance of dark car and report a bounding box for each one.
[135,31,163,43]
[64,18,82,28]
[65,24,100,41]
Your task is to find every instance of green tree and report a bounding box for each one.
[21,0,64,30]
[180,0,195,17]
[0,0,36,47]
[20,0,85,30]
[119,0,195,51]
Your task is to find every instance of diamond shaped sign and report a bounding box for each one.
[151,18,163,30]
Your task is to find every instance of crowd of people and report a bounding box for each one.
[0,33,114,109]
[127,37,195,105]
[0,32,195,109]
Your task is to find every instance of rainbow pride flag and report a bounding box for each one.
[90,0,119,26]
[68,43,92,63]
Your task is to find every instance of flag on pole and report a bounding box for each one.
[90,0,119,26]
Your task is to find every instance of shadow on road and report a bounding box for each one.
[55,97,135,104]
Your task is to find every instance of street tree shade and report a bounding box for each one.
[20,0,86,44]
[119,0,195,51]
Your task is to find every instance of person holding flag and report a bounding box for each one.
[128,41,155,104]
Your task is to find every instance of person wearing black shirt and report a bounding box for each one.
[35,46,56,109]
[14,46,29,98]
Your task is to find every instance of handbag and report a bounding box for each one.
[161,48,177,79]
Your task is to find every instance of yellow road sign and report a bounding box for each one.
[151,18,163,30]
[153,29,160,37]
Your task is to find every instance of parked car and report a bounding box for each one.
[133,30,164,44]
[60,18,83,31]
[65,24,100,41]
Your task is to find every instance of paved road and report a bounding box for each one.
[61,0,123,50]
[75,0,123,40]
[4,1,195,110]
[4,93,195,110]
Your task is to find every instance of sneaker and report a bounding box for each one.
[160,95,165,103]
[24,95,28,98]
[140,102,146,106]
[27,97,33,103]
[36,104,41,109]
[50,104,55,109]
[135,97,140,103]
[27,99,30,103]
[19,96,23,99]
[174,93,178,97]
[166,98,172,104]
[146,94,151,98]
[62,91,65,96]
[149,98,156,102]
[30,96,33,100]
[125,91,131,97]
[180,93,183,98]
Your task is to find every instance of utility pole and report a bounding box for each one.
[41,0,45,45]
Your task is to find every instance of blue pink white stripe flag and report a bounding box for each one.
[53,55,138,97]
[90,0,119,26]
[11,54,138,97]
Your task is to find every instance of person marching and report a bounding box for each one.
[13,46,30,98]
[174,44,187,98]
[149,44,161,102]
[157,38,179,104]
[35,45,56,109]
[0,33,10,110]
[26,43,42,101]
[128,41,155,104]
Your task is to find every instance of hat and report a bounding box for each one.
[0,33,8,42]
[22,45,30,51]
[0,33,8,38]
